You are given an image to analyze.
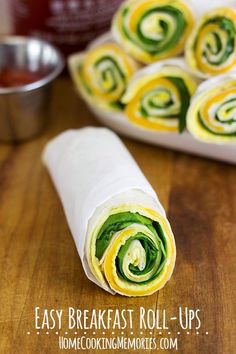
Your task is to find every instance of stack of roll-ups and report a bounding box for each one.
[68,0,236,145]
[43,128,176,296]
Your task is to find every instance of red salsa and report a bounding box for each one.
[0,68,45,88]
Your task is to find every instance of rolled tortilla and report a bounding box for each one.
[185,6,236,78]
[187,75,236,143]
[68,43,138,112]
[122,59,198,133]
[112,0,195,64]
[43,128,176,296]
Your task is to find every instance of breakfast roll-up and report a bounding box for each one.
[112,0,195,64]
[185,6,236,78]
[68,43,138,112]
[122,59,198,132]
[43,128,176,296]
[187,75,236,143]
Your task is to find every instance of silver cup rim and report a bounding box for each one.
[0,35,65,95]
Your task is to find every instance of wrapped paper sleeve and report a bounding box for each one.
[43,127,176,296]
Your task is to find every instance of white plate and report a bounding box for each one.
[88,104,236,164]
[79,20,236,165]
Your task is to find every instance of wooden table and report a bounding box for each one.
[0,78,235,354]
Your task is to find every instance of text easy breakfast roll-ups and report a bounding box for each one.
[112,0,195,64]
[122,59,198,132]
[187,75,236,143]
[185,7,236,78]
[68,43,138,112]
[43,128,176,296]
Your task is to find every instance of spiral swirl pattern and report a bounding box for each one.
[187,78,236,143]
[69,43,138,111]
[89,209,175,296]
[186,7,236,77]
[112,0,194,64]
[123,65,197,132]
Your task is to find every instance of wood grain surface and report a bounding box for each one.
[0,78,235,354]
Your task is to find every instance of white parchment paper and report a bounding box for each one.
[43,127,166,292]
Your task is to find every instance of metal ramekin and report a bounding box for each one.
[0,36,64,142]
